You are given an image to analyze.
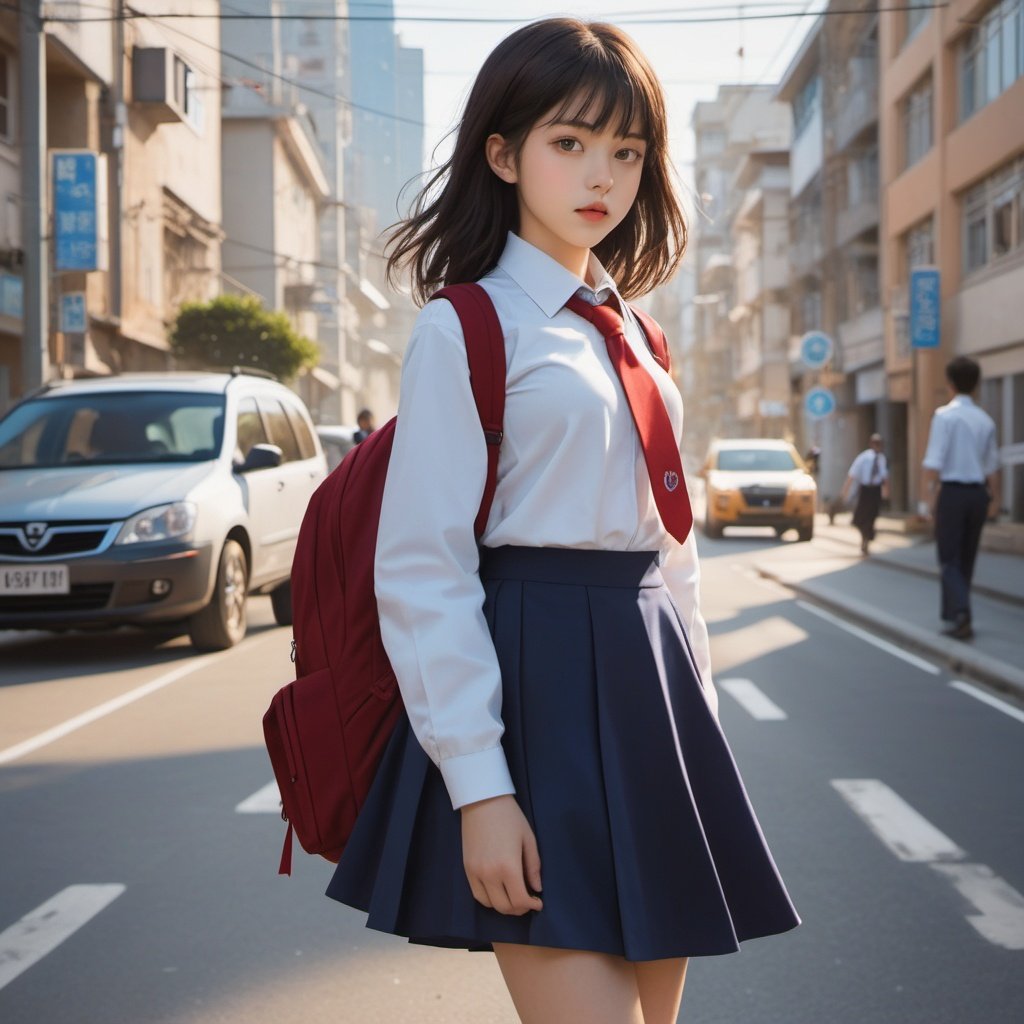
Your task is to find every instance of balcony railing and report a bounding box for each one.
[833,59,879,153]
[790,236,824,279]
[836,198,880,248]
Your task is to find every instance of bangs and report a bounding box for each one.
[538,55,655,141]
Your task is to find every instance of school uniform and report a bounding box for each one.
[847,447,888,544]
[922,394,999,626]
[326,232,800,960]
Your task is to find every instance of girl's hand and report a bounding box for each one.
[460,794,543,916]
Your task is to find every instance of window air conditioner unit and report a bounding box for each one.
[132,48,189,124]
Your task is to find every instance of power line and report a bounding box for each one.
[39,3,951,27]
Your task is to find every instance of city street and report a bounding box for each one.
[1,530,1022,1024]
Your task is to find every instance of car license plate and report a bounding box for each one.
[0,565,70,595]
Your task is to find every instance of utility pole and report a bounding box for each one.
[19,0,49,392]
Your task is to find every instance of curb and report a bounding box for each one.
[753,564,1024,702]
[813,530,1024,609]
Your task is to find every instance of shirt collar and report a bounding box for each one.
[495,232,623,318]
[950,394,976,407]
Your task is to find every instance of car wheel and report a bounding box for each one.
[270,579,293,626]
[703,512,724,539]
[774,526,787,539]
[797,522,814,543]
[189,539,248,651]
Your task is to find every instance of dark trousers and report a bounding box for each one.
[852,484,883,542]
[935,483,989,622]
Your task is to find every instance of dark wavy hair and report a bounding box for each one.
[386,18,687,303]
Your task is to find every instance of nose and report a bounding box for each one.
[586,154,614,193]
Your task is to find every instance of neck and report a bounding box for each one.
[516,222,591,283]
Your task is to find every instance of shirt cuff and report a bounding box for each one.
[439,745,516,810]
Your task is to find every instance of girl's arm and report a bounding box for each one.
[374,302,515,810]
[659,529,719,721]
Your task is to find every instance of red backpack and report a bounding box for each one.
[262,285,671,874]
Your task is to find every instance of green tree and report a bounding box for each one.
[170,294,318,381]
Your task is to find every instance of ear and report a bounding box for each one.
[485,133,518,184]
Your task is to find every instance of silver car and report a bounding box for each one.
[0,371,326,649]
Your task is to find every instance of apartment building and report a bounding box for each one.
[880,0,1024,525]
[0,1,224,406]
[729,149,792,438]
[686,85,791,464]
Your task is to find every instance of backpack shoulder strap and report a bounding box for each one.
[628,305,671,373]
[431,283,506,538]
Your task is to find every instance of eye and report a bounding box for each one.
[555,137,583,152]
[616,147,644,164]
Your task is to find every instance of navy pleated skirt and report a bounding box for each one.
[326,546,800,961]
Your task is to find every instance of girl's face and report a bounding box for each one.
[486,105,647,281]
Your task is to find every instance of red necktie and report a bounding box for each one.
[566,295,693,545]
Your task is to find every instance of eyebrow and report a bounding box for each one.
[547,118,647,142]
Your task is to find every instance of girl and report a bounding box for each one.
[327,18,800,1023]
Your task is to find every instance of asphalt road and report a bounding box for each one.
[1,531,1021,1024]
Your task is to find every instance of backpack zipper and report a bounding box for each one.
[290,638,297,663]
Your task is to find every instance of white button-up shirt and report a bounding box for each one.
[922,394,999,483]
[374,232,716,810]
[848,448,888,486]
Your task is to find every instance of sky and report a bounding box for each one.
[391,0,828,189]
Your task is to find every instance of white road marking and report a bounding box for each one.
[949,680,1024,725]
[930,864,1024,951]
[0,885,125,991]
[236,780,282,814]
[720,678,788,720]
[831,779,965,862]
[796,600,941,675]
[0,630,279,766]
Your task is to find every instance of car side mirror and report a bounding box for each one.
[238,443,283,473]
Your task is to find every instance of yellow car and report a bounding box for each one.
[701,439,816,541]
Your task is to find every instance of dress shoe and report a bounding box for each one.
[941,617,974,641]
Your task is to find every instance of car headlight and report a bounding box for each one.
[116,502,197,545]
[788,478,817,495]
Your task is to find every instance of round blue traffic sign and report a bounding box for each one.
[800,331,834,369]
[805,386,836,419]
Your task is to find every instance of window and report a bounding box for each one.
[173,55,204,133]
[282,402,317,460]
[847,148,879,208]
[0,52,10,141]
[902,75,933,169]
[961,158,1024,275]
[259,398,302,462]
[959,0,1023,121]
[904,218,934,283]
[235,397,268,461]
[905,0,932,42]
[793,75,820,139]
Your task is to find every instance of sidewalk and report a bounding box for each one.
[747,513,1024,699]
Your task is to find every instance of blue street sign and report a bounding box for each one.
[53,151,99,272]
[800,331,833,369]
[909,266,940,349]
[805,386,836,419]
[60,292,87,334]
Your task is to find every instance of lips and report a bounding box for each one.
[576,204,608,222]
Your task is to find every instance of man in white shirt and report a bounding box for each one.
[841,433,889,554]
[922,356,1001,640]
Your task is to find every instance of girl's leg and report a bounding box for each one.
[493,943,645,1024]
[634,957,689,1024]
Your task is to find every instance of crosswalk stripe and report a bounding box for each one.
[930,863,1024,951]
[720,678,788,720]
[831,779,965,862]
[236,780,282,814]
[0,885,125,991]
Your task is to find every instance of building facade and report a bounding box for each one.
[880,0,1024,526]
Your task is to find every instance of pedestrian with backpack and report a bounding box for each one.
[323,19,800,1022]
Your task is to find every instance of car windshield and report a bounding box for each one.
[717,448,798,472]
[0,391,226,469]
